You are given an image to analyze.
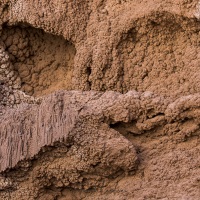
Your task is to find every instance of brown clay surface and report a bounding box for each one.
[1,26,75,96]
[0,0,200,199]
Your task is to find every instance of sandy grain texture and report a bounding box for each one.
[0,0,200,199]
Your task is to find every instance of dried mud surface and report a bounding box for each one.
[0,0,200,199]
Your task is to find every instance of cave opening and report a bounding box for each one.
[1,24,76,97]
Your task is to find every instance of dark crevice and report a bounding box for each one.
[86,66,92,76]
[86,66,92,89]
[110,121,142,135]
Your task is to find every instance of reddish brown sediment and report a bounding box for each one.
[0,0,200,199]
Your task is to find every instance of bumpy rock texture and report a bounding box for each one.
[0,0,200,199]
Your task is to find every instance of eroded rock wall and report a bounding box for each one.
[0,0,200,199]
[1,25,76,96]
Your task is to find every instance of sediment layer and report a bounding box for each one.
[0,0,200,199]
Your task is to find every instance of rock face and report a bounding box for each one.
[0,0,200,199]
